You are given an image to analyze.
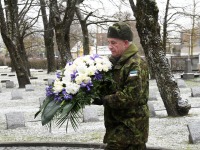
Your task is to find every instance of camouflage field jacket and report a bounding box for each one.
[103,44,149,145]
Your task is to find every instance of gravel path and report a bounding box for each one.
[0,68,200,150]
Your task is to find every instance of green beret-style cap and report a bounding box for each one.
[107,22,133,41]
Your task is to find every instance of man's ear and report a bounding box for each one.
[124,40,130,47]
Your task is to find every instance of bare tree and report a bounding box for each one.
[129,0,191,116]
[49,0,77,67]
[0,0,31,88]
[40,0,56,73]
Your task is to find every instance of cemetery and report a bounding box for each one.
[0,66,200,150]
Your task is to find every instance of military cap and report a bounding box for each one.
[107,22,133,41]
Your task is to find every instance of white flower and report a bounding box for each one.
[75,73,91,84]
[62,71,72,82]
[65,82,80,95]
[73,56,84,66]
[53,78,64,93]
[76,63,88,74]
[86,65,97,76]
[96,63,104,72]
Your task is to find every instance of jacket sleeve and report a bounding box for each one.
[105,61,149,109]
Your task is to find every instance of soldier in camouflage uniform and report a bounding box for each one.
[102,22,149,150]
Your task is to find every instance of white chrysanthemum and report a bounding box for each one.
[65,82,80,95]
[94,57,103,64]
[96,63,104,72]
[73,56,84,66]
[75,73,91,84]
[102,57,112,69]
[76,63,88,74]
[62,71,71,83]
[65,63,77,73]
[86,65,97,76]
[53,78,64,93]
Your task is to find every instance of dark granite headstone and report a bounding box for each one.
[148,102,156,117]
[5,112,25,129]
[11,90,23,100]
[6,81,14,88]
[25,84,35,91]
[30,77,38,79]
[83,106,99,122]
[1,80,10,83]
[191,87,200,97]
[187,121,200,144]
[8,74,16,77]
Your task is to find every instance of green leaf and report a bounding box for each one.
[60,103,73,118]
[34,96,52,119]
[41,100,61,125]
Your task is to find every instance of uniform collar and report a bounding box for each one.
[110,44,138,67]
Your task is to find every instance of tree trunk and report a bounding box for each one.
[75,7,90,55]
[40,0,56,73]
[49,0,76,68]
[129,0,191,116]
[163,0,170,55]
[0,0,30,88]
[1,33,31,88]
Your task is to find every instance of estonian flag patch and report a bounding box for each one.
[129,70,138,77]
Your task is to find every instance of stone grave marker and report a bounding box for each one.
[0,83,2,93]
[149,87,158,101]
[5,112,25,129]
[25,84,35,91]
[191,87,200,97]
[187,121,200,144]
[83,106,99,122]
[148,102,156,117]
[38,70,44,72]
[1,80,10,83]
[48,78,54,86]
[176,79,187,88]
[39,97,46,107]
[8,74,15,77]
[6,81,14,88]
[30,77,38,79]
[11,90,23,100]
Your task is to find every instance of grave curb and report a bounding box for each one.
[0,142,171,149]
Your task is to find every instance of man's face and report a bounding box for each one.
[107,38,128,57]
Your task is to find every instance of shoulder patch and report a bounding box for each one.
[129,70,138,77]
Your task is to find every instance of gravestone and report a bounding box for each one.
[0,83,2,93]
[39,97,46,107]
[83,106,99,122]
[149,87,158,101]
[187,121,200,144]
[25,84,35,91]
[8,74,15,77]
[48,79,54,86]
[11,90,23,100]
[6,81,14,88]
[1,80,10,83]
[176,79,187,88]
[5,112,25,129]
[148,102,156,117]
[30,77,38,79]
[191,87,200,97]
